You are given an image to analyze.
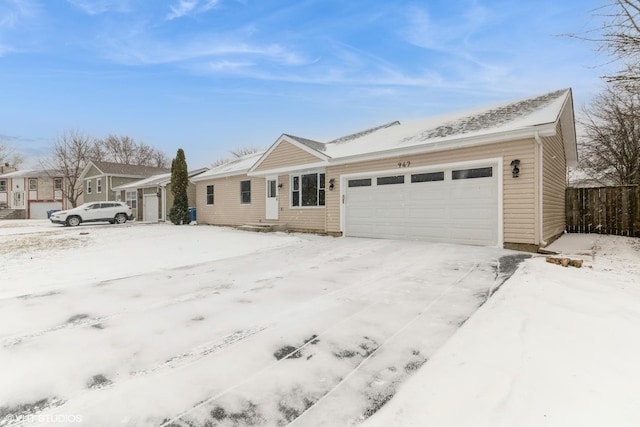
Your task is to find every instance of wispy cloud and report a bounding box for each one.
[103,33,311,68]
[166,0,220,20]
[66,0,132,15]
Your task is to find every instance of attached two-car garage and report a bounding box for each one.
[343,161,500,246]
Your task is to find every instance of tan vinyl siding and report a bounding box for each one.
[276,174,325,232]
[326,138,537,245]
[542,122,568,241]
[254,141,323,172]
[196,175,265,226]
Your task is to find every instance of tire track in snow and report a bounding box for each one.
[159,259,485,427]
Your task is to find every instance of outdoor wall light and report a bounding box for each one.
[329,178,335,191]
[277,183,283,189]
[511,159,520,178]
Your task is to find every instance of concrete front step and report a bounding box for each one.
[0,209,26,220]
[237,222,287,233]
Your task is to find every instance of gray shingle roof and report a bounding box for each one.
[92,161,170,177]
[283,134,327,152]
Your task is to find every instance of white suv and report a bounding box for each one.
[50,202,133,226]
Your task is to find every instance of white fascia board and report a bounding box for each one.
[248,161,329,177]
[191,170,250,182]
[327,124,557,167]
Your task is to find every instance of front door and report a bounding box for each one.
[11,180,24,209]
[266,176,278,220]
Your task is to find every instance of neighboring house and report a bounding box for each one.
[195,89,577,251]
[191,152,266,226]
[79,161,170,218]
[113,168,206,222]
[0,169,73,218]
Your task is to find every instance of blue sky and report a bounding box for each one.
[0,0,611,168]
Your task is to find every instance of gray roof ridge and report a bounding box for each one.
[283,134,327,152]
[402,88,570,143]
[329,120,401,144]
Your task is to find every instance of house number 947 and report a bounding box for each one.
[398,161,411,168]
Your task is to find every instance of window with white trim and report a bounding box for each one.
[291,173,325,207]
[97,178,102,193]
[29,179,37,190]
[126,190,137,209]
[54,178,62,190]
[86,180,92,194]
[206,185,214,205]
[0,180,6,192]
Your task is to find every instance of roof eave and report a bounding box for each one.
[327,124,558,166]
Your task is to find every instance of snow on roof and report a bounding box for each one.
[191,151,265,181]
[113,169,208,190]
[0,169,62,178]
[321,89,570,159]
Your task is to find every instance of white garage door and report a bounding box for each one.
[344,164,499,246]
[143,194,159,222]
[30,202,63,219]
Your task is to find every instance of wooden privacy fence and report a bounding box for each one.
[566,186,640,237]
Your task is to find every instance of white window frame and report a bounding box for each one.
[97,178,102,193]
[86,180,92,194]
[29,179,37,191]
[53,178,62,190]
[290,171,325,208]
[0,180,6,192]
[126,190,137,209]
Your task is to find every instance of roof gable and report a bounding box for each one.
[249,135,329,174]
[80,160,170,180]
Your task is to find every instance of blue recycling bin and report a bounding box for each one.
[188,207,196,222]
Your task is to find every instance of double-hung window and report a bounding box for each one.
[206,185,214,205]
[240,180,251,204]
[97,178,102,193]
[54,178,62,190]
[291,172,325,207]
[126,190,137,209]
[29,179,37,190]
[0,180,6,192]
[86,180,92,194]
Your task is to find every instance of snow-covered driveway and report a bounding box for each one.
[0,221,525,426]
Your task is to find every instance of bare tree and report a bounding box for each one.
[41,130,93,208]
[0,141,24,171]
[579,84,640,185]
[571,1,640,86]
[210,146,264,168]
[93,135,169,168]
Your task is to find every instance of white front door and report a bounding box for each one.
[11,191,24,209]
[266,176,278,220]
[11,179,24,209]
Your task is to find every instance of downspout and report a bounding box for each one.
[535,132,547,247]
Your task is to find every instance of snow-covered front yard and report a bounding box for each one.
[0,220,638,426]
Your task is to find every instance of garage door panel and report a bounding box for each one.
[345,164,499,246]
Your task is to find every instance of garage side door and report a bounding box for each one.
[344,165,499,246]
[30,202,62,219]
[143,194,159,222]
